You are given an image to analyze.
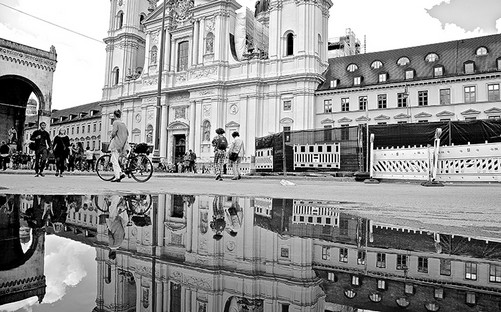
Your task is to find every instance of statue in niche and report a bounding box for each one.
[150,46,158,65]
[254,0,269,17]
[205,32,214,54]
[146,125,153,144]
[202,120,211,142]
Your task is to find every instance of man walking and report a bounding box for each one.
[30,121,51,177]
[189,149,197,173]
[109,110,129,182]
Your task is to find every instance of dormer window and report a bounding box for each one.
[434,65,444,77]
[347,64,358,72]
[397,57,410,67]
[353,76,362,86]
[69,114,77,120]
[378,73,388,83]
[405,69,415,80]
[80,112,88,118]
[330,79,339,88]
[476,46,488,56]
[371,60,383,70]
[425,53,439,63]
[464,61,475,74]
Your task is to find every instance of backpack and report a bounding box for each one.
[217,136,228,150]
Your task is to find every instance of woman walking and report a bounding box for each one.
[228,131,244,180]
[53,128,70,177]
[211,128,228,181]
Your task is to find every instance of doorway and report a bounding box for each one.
[173,134,186,168]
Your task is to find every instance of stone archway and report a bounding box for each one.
[0,38,57,150]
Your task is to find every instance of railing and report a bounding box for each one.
[293,143,340,169]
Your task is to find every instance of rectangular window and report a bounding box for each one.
[418,257,428,273]
[378,73,387,83]
[322,246,330,260]
[376,253,386,268]
[397,93,407,107]
[82,125,85,134]
[324,99,332,113]
[489,265,501,282]
[353,76,362,86]
[464,62,475,74]
[464,86,476,103]
[377,94,387,109]
[396,254,407,270]
[330,80,338,88]
[488,84,500,101]
[405,69,414,80]
[283,126,291,142]
[323,125,332,142]
[93,123,97,132]
[418,91,428,106]
[466,293,476,304]
[283,100,292,111]
[327,272,336,281]
[465,262,477,280]
[434,66,444,77]
[76,127,79,134]
[357,250,366,265]
[341,125,350,140]
[341,98,349,112]
[88,125,91,132]
[339,248,348,263]
[440,88,451,105]
[498,59,501,70]
[281,303,289,312]
[359,96,367,111]
[177,41,189,71]
[340,219,349,235]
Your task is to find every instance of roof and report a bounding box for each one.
[50,101,102,125]
[318,33,501,91]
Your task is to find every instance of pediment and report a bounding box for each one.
[338,117,352,123]
[355,116,370,122]
[143,3,165,23]
[436,110,455,117]
[484,107,501,114]
[167,121,189,130]
[320,118,334,124]
[374,114,390,120]
[280,117,294,124]
[394,113,411,119]
[414,112,432,118]
[461,108,480,115]
[225,121,240,128]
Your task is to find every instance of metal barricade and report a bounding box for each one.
[293,143,340,169]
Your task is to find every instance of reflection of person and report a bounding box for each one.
[109,109,129,182]
[211,128,228,181]
[228,131,244,180]
[0,141,10,170]
[210,196,226,240]
[53,128,70,177]
[106,195,128,259]
[30,121,51,177]
[226,198,243,237]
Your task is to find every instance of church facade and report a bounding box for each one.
[99,0,332,165]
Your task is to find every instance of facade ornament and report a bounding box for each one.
[229,104,238,115]
[174,106,186,119]
[173,0,194,23]
[150,30,160,45]
[202,105,211,118]
[205,17,215,33]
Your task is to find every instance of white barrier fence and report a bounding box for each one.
[372,141,501,182]
[255,147,274,170]
[293,143,341,169]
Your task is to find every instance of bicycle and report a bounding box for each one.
[95,148,153,183]
[93,194,152,227]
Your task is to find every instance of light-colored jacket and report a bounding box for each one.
[109,119,130,153]
[228,137,244,157]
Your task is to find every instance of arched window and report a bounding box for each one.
[286,32,294,56]
[369,293,382,303]
[344,290,356,299]
[113,67,120,85]
[139,14,146,31]
[371,60,383,70]
[425,53,439,63]
[206,32,214,54]
[476,46,488,56]
[396,297,410,308]
[202,120,211,142]
[397,56,410,66]
[347,63,358,72]
[117,11,124,29]
[150,46,158,65]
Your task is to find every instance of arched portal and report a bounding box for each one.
[0,38,57,151]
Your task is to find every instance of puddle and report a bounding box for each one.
[1,193,501,312]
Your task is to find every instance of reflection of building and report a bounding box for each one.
[0,195,46,306]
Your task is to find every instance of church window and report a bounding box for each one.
[286,32,294,56]
[117,11,124,29]
[150,46,158,65]
[177,41,189,72]
[113,67,120,85]
[205,32,214,54]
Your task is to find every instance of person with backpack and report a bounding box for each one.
[211,128,228,181]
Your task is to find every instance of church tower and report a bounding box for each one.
[102,0,152,100]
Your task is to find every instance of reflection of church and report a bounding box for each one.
[100,0,331,167]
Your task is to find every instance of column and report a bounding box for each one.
[165,32,172,72]
[214,16,221,60]
[157,194,166,255]
[141,106,147,142]
[160,102,168,160]
[192,20,199,66]
[189,100,196,151]
[169,36,176,72]
[198,19,205,64]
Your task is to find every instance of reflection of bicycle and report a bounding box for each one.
[94,194,152,227]
[95,151,153,182]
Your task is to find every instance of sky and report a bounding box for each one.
[0,0,500,110]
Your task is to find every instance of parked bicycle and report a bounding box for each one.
[95,143,153,182]
[93,194,152,227]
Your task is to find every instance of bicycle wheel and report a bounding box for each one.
[126,194,152,214]
[130,154,153,182]
[95,154,115,181]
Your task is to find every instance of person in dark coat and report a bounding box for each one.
[30,122,51,177]
[53,128,70,177]
[0,141,10,170]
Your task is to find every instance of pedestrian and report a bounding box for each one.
[52,128,70,177]
[67,143,76,172]
[227,131,244,180]
[189,149,197,173]
[84,147,94,171]
[109,109,129,182]
[72,143,83,171]
[183,152,190,173]
[211,128,228,181]
[30,121,51,177]
[105,195,128,259]
[0,141,10,170]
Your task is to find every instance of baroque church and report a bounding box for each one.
[100,0,332,165]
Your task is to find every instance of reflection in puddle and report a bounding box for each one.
[1,194,501,311]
